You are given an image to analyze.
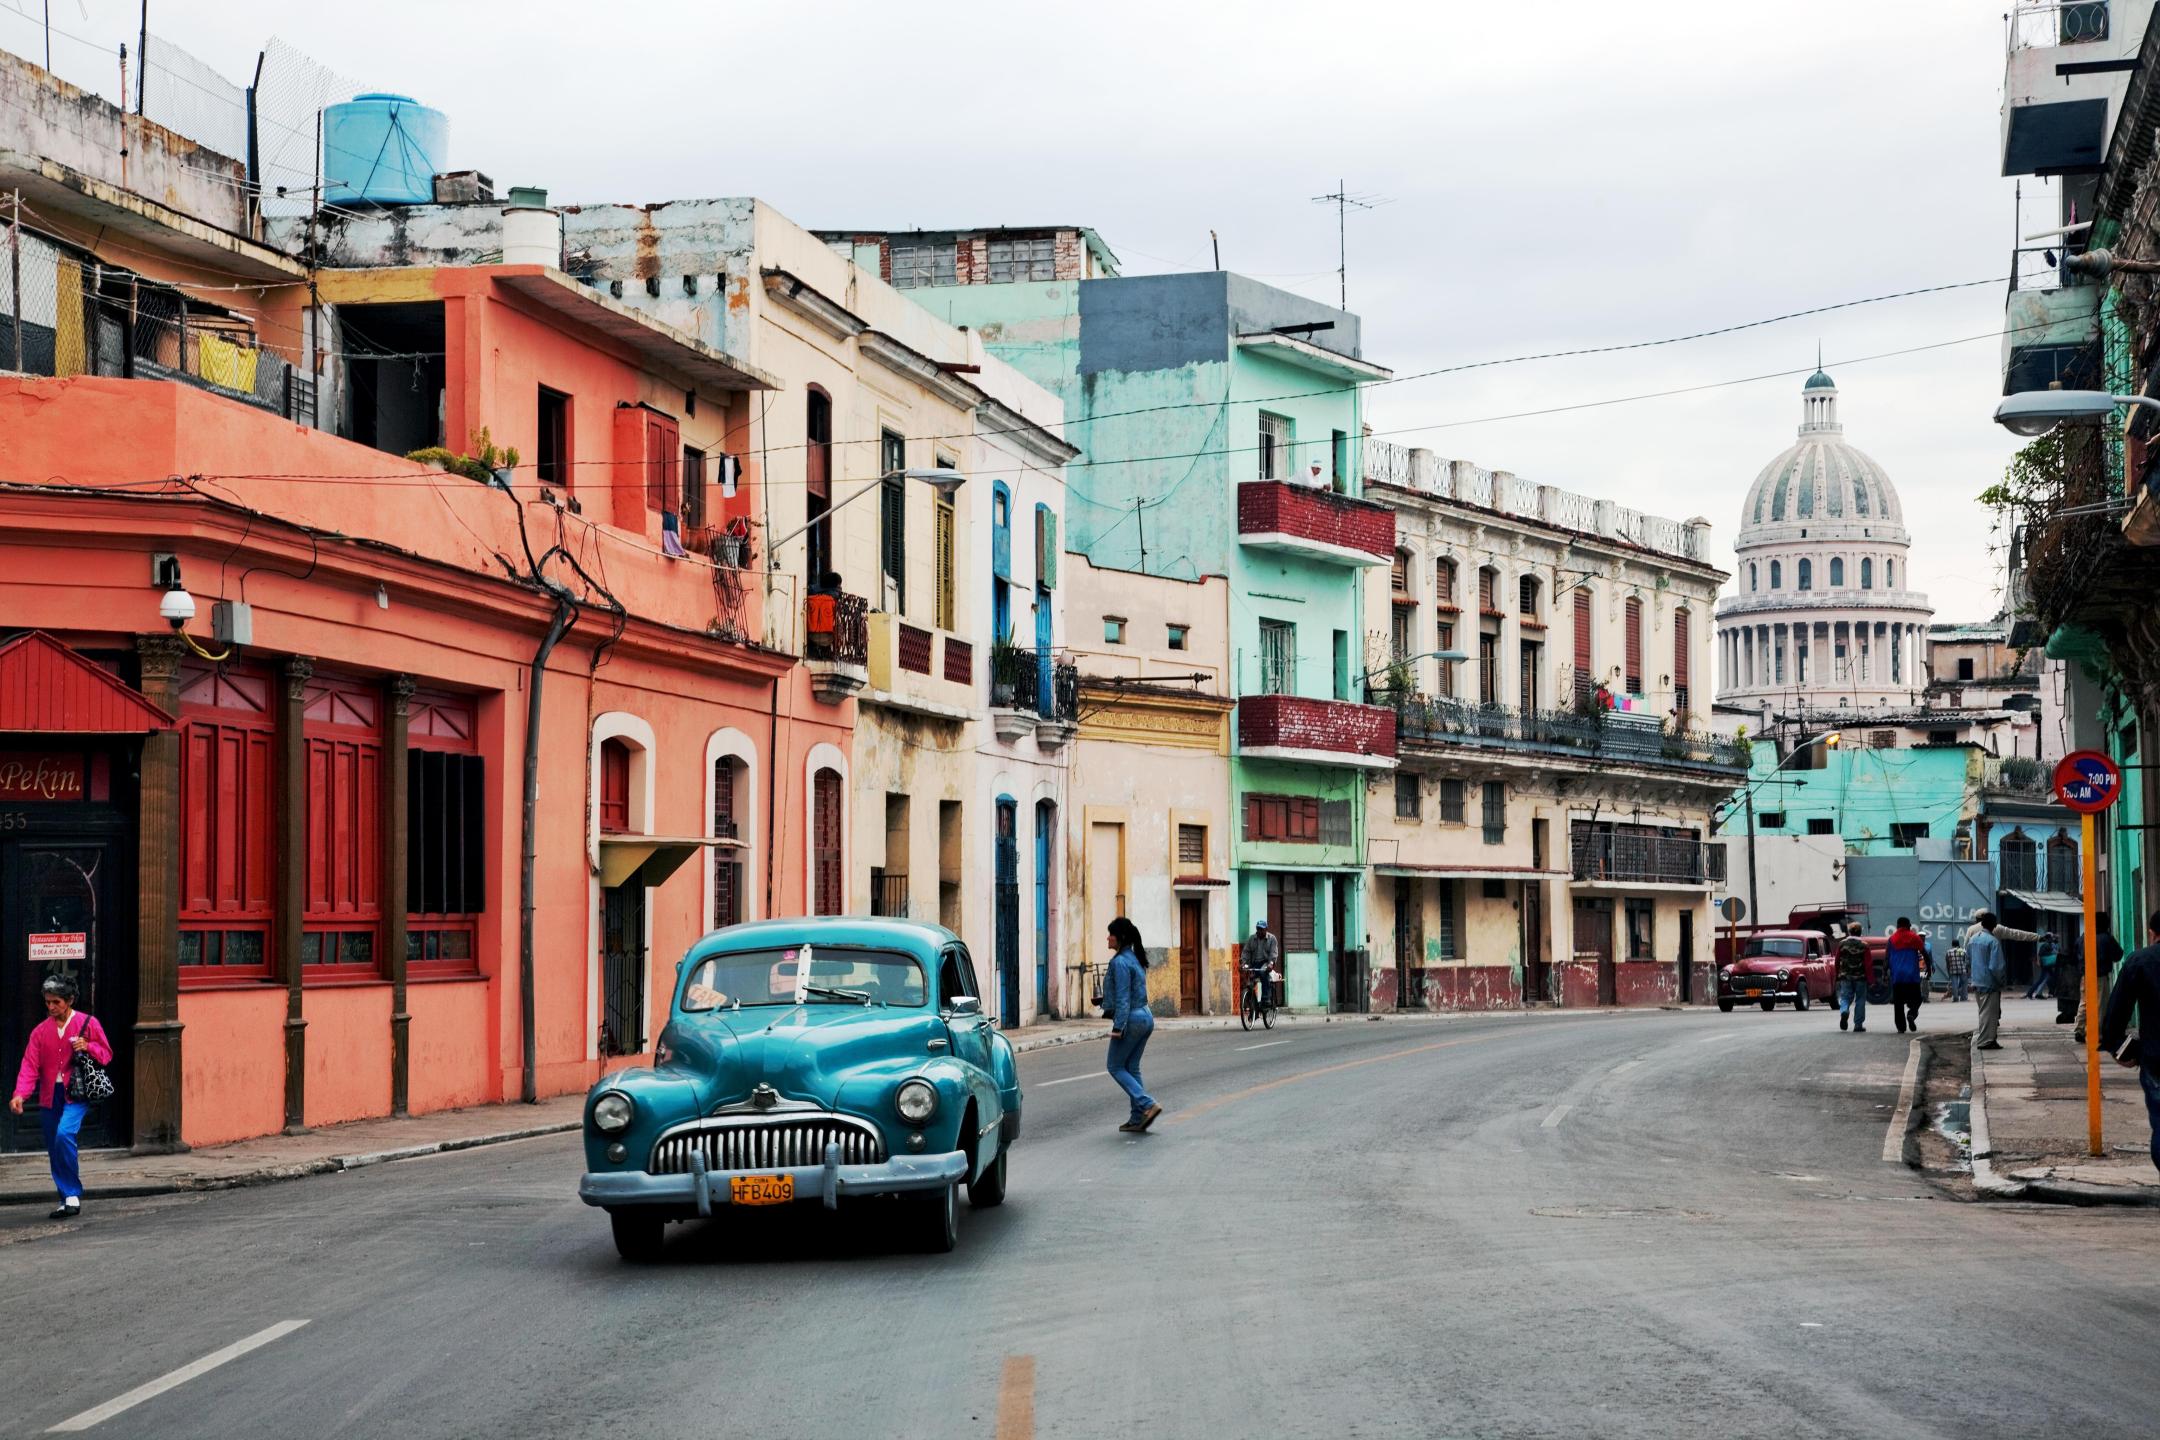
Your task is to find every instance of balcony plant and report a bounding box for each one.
[408,426,520,486]
[989,639,1025,709]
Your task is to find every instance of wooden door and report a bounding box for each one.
[1574,897,1615,1006]
[1178,898,1204,1014]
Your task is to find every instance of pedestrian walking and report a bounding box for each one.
[1946,941,1970,1002]
[2025,932,2057,1000]
[2073,915,2125,1044]
[1887,917,1928,1034]
[2097,910,2160,1174]
[1968,912,2010,1051]
[9,974,113,1221]
[1835,922,1871,1033]
[1102,917,1161,1134]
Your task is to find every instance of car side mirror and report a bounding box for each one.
[946,995,983,1017]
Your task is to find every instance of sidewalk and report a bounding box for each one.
[1970,1014,2160,1206]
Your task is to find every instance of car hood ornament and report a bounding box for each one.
[749,1083,780,1111]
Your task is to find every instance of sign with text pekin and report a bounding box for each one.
[0,752,85,802]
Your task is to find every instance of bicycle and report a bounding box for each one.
[1239,969,1278,1031]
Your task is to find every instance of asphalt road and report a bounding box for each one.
[3,1006,2156,1440]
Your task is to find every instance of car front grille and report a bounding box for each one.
[649,1115,887,1174]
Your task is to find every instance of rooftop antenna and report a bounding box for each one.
[1311,180,1390,311]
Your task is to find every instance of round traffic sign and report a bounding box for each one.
[2053,749,2123,814]
[1719,896,1748,922]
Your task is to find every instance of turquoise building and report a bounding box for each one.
[1744,741,1980,854]
[863,233,1397,1007]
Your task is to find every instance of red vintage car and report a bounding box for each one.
[1715,929,1835,1012]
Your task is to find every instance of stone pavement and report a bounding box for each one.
[1970,1010,2160,1206]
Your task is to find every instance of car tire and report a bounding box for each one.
[610,1211,665,1263]
[916,1180,959,1253]
[1717,998,1733,1013]
[1793,987,1810,1012]
[969,1144,1008,1209]
[1759,997,1776,1012]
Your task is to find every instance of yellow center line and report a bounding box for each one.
[996,1355,1035,1440]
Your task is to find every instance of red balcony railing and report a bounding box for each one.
[943,637,974,685]
[898,623,934,674]
[1237,693,1396,761]
[1236,482,1395,564]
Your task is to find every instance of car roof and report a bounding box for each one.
[687,915,959,963]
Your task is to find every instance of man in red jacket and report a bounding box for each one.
[1886,918,1928,1034]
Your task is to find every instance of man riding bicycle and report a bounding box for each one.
[1241,919,1279,1012]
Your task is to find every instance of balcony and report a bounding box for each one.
[1236,693,1396,769]
[2004,245,2101,394]
[1570,829,1713,889]
[1236,481,1394,567]
[805,591,869,703]
[1388,696,1748,777]
[863,614,974,721]
[990,646,1081,747]
[2002,2,2139,176]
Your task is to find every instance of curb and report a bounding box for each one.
[1966,1032,2160,1207]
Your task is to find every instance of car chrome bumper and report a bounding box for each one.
[579,1147,968,1215]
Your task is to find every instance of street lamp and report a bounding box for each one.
[1993,389,2160,437]
[767,467,967,555]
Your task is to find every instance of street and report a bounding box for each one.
[4,1008,2154,1440]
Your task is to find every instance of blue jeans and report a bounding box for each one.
[1106,1018,1155,1122]
[39,1081,86,1201]
[2141,1068,2160,1175]
[2026,967,2054,999]
[1837,979,1867,1027]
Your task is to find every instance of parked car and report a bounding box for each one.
[577,917,1021,1260]
[1716,929,1834,1012]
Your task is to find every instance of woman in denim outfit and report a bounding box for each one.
[1103,917,1162,1133]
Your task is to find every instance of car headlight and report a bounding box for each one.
[1778,970,1790,983]
[591,1091,635,1135]
[896,1079,938,1125]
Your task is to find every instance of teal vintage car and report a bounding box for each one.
[577,917,1021,1259]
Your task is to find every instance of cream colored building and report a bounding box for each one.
[1360,443,1745,1008]
[1063,557,1236,1016]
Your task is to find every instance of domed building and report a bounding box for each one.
[1714,370,1933,710]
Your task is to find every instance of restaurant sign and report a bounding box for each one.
[0,752,85,802]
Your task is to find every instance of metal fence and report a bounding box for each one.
[992,646,1081,722]
[1570,830,1711,885]
[1386,694,1748,771]
[2007,1,2112,51]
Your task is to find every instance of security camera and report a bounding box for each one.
[159,587,197,630]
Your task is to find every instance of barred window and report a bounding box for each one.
[1437,880,1459,960]
[1395,773,1420,819]
[1439,779,1465,824]
[1481,782,1506,845]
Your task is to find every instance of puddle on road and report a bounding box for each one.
[1931,1089,1973,1173]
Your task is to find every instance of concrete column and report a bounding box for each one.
[131,634,186,1153]
[277,655,313,1134]
[385,674,415,1117]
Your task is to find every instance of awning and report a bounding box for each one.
[1373,865,1570,881]
[2003,888,2084,915]
[597,835,720,888]
[1172,875,1231,889]
[0,631,174,733]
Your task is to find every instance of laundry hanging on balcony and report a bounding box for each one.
[195,331,260,393]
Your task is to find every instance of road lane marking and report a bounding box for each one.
[1883,1038,1923,1164]
[1541,1103,1573,1129]
[996,1355,1036,1440]
[1612,1060,1642,1073]
[1036,1074,1097,1087]
[1698,1032,1743,1044]
[1234,1040,1292,1052]
[50,1321,310,1432]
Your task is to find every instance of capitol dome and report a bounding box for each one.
[1714,371,1932,712]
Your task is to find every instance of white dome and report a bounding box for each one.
[1735,372,1907,544]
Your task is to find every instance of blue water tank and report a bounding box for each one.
[322,93,448,206]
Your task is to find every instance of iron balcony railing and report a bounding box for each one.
[870,871,909,919]
[1570,832,1712,886]
[991,646,1080,722]
[805,590,869,666]
[1383,694,1748,772]
[2007,0,2110,51]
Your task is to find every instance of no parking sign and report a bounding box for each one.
[2052,750,2123,814]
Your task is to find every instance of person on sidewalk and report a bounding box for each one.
[1241,919,1279,1013]
[8,974,113,1221]
[1887,917,1928,1033]
[1836,923,1872,1033]
[2025,932,2058,1000]
[1102,917,1162,1134]
[1968,912,2010,1052]
[2074,915,2126,1044]
[1946,940,1970,1003]
[2097,909,2160,1174]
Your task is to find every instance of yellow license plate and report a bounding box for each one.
[1745,988,1763,996]
[729,1174,794,1206]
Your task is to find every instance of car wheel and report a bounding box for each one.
[968,1143,1008,1209]
[1793,986,1810,1012]
[610,1211,665,1263]
[915,1180,959,1253]
[1759,997,1776,1012]
[1717,997,1733,1013]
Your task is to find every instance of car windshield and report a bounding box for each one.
[679,944,927,1011]
[1741,938,1806,958]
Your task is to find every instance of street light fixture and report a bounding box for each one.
[768,467,967,554]
[1993,389,2160,437]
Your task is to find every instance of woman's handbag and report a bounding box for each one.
[65,1020,115,1105]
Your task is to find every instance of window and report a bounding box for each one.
[1478,633,1498,705]
[301,674,384,977]
[1759,812,1786,830]
[1829,556,1844,587]
[1176,824,1207,871]
[1436,621,1456,695]
[1395,774,1420,819]
[408,691,484,976]
[1572,589,1593,704]
[1478,567,1498,612]
[1625,899,1655,959]
[933,495,956,632]
[1439,778,1465,824]
[2000,832,2038,889]
[643,409,681,514]
[1244,794,1320,843]
[1770,560,1782,589]
[1885,559,1895,589]
[1167,624,1189,651]
[879,429,906,612]
[1519,575,1541,619]
[1104,616,1125,645]
[1797,558,1812,592]
[1333,630,1351,700]
[1435,557,1457,607]
[1390,605,1414,664]
[1890,822,1928,849]
[1673,607,1691,713]
[713,757,745,929]
[1257,412,1293,480]
[178,664,274,980]
[890,242,956,289]
[1860,557,1873,590]
[1391,549,1412,594]
[1435,880,1460,959]
[1624,596,1643,694]
[1806,817,1836,835]
[1268,872,1317,952]
[537,386,570,487]
[1480,877,1505,901]
[986,235,1056,283]
[812,767,844,916]
[2048,832,2080,894]
[804,387,834,584]
[1481,781,1506,845]
[1928,729,1958,745]
[1871,729,1896,748]
[1957,658,1975,681]
[1749,562,1758,592]
[599,739,632,834]
[681,447,707,531]
[1332,429,1349,489]
[1706,846,1728,883]
[1259,619,1296,695]
[1320,800,1353,847]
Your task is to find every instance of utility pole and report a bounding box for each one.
[9,190,21,375]
[1310,180,1386,311]
[1135,498,1147,575]
[1743,787,1761,930]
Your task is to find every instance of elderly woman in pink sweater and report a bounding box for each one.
[10,974,112,1220]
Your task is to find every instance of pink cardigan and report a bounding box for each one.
[13,1011,113,1102]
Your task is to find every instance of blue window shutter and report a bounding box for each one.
[1035,504,1057,590]
[992,483,1012,582]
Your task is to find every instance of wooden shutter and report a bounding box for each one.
[933,499,956,631]
[813,768,843,916]
[1573,590,1592,693]
[1436,557,1455,605]
[644,411,681,513]
[599,740,630,833]
[1624,597,1643,693]
[1673,607,1691,707]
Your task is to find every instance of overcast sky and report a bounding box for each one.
[5,0,2025,619]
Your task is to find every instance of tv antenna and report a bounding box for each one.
[1311,180,1390,311]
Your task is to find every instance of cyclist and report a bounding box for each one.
[1241,919,1278,1015]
